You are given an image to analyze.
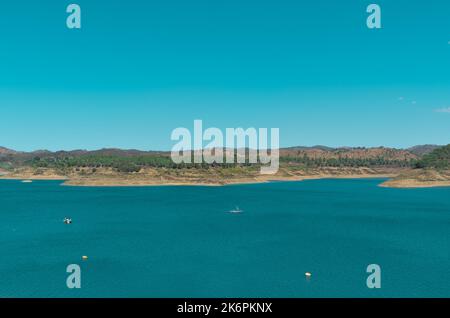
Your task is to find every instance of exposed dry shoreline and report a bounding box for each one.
[62,173,396,187]
[380,179,450,188]
[0,167,396,187]
[2,167,449,188]
[0,174,394,187]
[379,169,450,188]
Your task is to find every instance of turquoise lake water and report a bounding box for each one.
[0,179,449,298]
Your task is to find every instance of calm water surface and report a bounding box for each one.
[1,179,449,297]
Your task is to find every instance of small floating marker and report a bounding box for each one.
[305,272,312,279]
[82,256,88,261]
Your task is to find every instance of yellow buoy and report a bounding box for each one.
[82,256,88,261]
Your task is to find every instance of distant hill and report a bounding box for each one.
[0,145,428,162]
[0,147,18,155]
[87,148,166,157]
[0,144,442,172]
[1,145,420,158]
[280,146,418,161]
[407,145,441,156]
[284,145,335,152]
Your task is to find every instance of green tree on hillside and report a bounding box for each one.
[415,144,450,169]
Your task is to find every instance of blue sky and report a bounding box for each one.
[0,0,449,151]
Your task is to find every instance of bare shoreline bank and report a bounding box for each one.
[0,173,396,187]
[63,174,396,187]
[379,180,450,188]
[2,169,449,188]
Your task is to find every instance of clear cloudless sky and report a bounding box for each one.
[0,0,449,151]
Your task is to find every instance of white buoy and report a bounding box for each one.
[305,272,312,278]
[82,256,88,261]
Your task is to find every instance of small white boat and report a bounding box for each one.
[22,180,33,183]
[63,217,72,224]
[229,206,243,214]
